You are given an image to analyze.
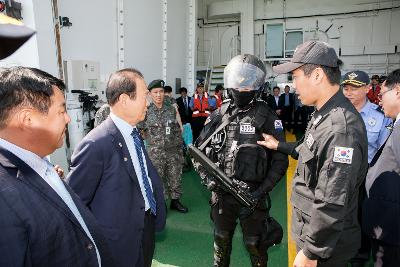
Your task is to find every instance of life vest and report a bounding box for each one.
[367,84,381,105]
[215,94,222,108]
[192,92,210,117]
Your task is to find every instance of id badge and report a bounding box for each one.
[166,126,171,135]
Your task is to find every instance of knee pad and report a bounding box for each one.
[214,229,232,246]
[243,235,261,256]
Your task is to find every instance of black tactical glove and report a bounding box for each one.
[202,175,219,191]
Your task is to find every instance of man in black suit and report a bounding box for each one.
[0,67,113,267]
[278,85,295,130]
[176,87,192,124]
[363,69,400,266]
[68,68,166,267]
[267,86,282,116]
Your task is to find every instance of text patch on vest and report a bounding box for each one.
[240,123,255,134]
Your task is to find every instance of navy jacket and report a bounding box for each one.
[176,96,192,124]
[67,117,166,267]
[278,92,294,109]
[363,121,400,245]
[0,147,114,267]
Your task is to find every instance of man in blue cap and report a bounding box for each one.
[342,71,392,267]
[342,71,391,164]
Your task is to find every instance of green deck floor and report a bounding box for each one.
[153,169,288,267]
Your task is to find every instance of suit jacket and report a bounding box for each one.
[176,96,192,124]
[0,147,114,267]
[278,92,294,110]
[363,121,400,245]
[67,117,166,267]
[267,95,280,111]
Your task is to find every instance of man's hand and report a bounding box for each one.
[54,165,65,179]
[276,109,282,115]
[257,133,279,150]
[293,250,317,267]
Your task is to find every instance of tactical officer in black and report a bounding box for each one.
[258,41,369,267]
[194,54,288,267]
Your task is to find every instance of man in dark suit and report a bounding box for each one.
[267,86,282,115]
[278,85,295,130]
[67,68,166,267]
[363,69,400,266]
[176,87,192,124]
[0,67,113,267]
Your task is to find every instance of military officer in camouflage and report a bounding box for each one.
[139,79,188,213]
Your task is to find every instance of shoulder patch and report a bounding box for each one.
[274,120,283,130]
[333,146,354,164]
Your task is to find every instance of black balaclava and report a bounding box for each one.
[230,89,257,109]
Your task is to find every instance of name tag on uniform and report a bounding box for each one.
[240,123,255,134]
[166,126,171,135]
[306,134,314,149]
[333,146,354,164]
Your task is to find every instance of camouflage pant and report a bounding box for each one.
[148,146,184,200]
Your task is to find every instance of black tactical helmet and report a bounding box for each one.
[224,54,266,91]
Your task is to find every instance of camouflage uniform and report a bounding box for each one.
[140,100,184,200]
[94,104,110,127]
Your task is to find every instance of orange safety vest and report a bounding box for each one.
[215,94,222,108]
[192,92,210,117]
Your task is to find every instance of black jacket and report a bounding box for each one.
[278,91,369,260]
[363,120,400,245]
[176,96,192,124]
[278,93,294,109]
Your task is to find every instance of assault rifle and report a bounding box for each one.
[188,145,257,210]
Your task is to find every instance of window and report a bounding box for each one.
[285,31,303,58]
[265,23,303,59]
[265,24,284,58]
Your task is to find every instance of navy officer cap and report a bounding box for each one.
[341,71,370,87]
[148,79,165,91]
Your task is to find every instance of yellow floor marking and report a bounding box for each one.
[285,130,298,267]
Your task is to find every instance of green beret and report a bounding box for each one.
[148,79,165,91]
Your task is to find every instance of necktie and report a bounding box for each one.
[131,128,157,215]
[183,97,188,114]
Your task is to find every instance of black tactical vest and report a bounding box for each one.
[210,104,270,183]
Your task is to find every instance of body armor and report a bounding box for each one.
[209,103,270,185]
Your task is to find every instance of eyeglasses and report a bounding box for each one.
[378,88,393,100]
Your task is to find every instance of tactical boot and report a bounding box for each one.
[170,199,188,213]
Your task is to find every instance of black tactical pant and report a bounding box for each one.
[191,116,207,142]
[211,194,268,267]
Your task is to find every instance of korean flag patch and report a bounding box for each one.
[274,120,283,130]
[333,147,354,164]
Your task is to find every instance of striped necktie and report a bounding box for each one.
[131,128,157,215]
